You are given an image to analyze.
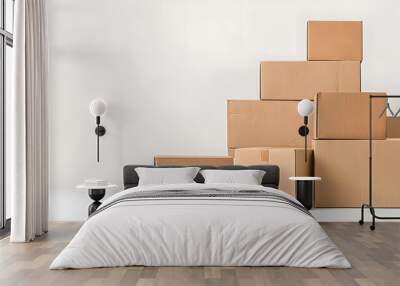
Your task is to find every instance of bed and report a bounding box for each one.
[50,165,350,269]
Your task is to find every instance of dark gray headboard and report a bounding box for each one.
[123,165,280,189]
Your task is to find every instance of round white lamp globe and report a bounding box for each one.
[297,99,314,117]
[89,99,107,117]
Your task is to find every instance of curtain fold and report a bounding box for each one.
[10,0,48,242]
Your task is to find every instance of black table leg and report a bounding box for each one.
[88,189,105,216]
[296,181,314,210]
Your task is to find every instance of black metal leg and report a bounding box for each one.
[359,204,367,225]
[88,189,105,216]
[370,207,376,231]
[358,203,400,231]
[296,181,313,210]
[361,95,400,231]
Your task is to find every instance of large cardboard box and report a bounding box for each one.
[315,92,387,139]
[314,139,400,207]
[307,21,363,61]
[386,117,400,138]
[372,139,400,207]
[227,100,314,148]
[314,140,368,207]
[233,147,313,196]
[154,156,233,166]
[260,61,361,100]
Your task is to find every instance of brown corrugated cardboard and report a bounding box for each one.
[372,139,400,207]
[307,21,363,61]
[233,147,313,196]
[386,117,400,138]
[233,147,270,165]
[314,140,369,207]
[154,156,233,166]
[227,100,314,148]
[315,92,387,139]
[315,139,400,207]
[260,61,360,100]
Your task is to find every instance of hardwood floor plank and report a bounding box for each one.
[0,222,399,286]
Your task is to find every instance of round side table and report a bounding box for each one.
[289,177,321,210]
[76,184,117,216]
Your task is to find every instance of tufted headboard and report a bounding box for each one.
[123,165,280,190]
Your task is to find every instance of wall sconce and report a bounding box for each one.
[89,99,107,162]
[297,99,314,162]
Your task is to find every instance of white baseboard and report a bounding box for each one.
[311,208,400,222]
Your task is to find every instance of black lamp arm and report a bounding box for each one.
[304,121,307,163]
[94,116,106,162]
[297,116,309,162]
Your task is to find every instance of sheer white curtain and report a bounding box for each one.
[10,0,48,242]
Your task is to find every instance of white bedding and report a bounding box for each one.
[50,183,350,269]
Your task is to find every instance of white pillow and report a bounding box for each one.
[200,169,266,185]
[135,167,200,186]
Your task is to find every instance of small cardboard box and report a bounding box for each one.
[315,92,387,139]
[233,147,313,196]
[154,156,233,166]
[260,61,360,100]
[386,117,400,138]
[314,139,400,207]
[227,100,314,148]
[307,21,363,61]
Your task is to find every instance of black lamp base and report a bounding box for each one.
[298,126,309,136]
[95,126,106,136]
[88,189,106,216]
[296,181,314,210]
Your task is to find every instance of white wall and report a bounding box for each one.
[47,0,400,221]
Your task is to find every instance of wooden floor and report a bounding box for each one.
[0,222,399,286]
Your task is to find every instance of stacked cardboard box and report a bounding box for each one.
[306,21,400,207]
[315,92,387,139]
[260,61,360,100]
[227,21,362,200]
[227,100,314,149]
[226,20,400,207]
[314,139,400,207]
[233,147,313,196]
[307,21,363,61]
[314,140,369,207]
[154,156,233,166]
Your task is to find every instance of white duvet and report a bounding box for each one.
[50,183,350,269]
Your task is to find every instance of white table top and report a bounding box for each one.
[289,177,321,181]
[76,184,118,190]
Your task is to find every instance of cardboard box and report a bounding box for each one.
[386,117,400,138]
[315,92,387,139]
[227,100,314,148]
[307,21,363,61]
[314,140,368,207]
[234,147,271,165]
[372,139,400,207]
[260,61,360,100]
[314,139,400,207]
[233,147,313,196]
[154,156,233,166]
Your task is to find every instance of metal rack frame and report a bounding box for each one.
[359,95,400,230]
